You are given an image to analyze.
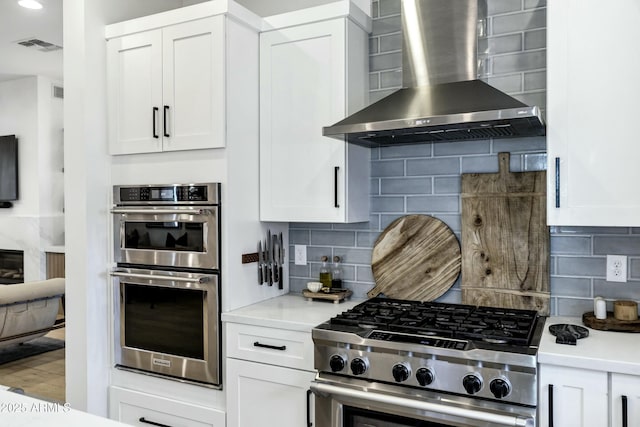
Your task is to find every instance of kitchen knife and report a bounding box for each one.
[278,232,284,290]
[273,241,280,285]
[258,241,263,285]
[267,230,273,286]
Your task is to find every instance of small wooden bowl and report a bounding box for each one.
[613,300,639,321]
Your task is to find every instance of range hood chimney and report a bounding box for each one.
[323,0,545,147]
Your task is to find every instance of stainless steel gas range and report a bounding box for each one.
[311,298,545,427]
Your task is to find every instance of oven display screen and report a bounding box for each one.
[151,188,174,200]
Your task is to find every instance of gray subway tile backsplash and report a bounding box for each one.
[492,50,546,74]
[491,9,546,35]
[287,0,640,317]
[370,51,403,72]
[487,0,523,15]
[593,236,640,255]
[380,143,432,159]
[524,70,546,91]
[487,33,523,55]
[380,69,402,89]
[524,29,546,50]
[378,0,400,17]
[381,177,432,195]
[406,195,459,213]
[407,158,460,175]
[371,159,404,177]
[433,140,491,157]
[379,32,402,53]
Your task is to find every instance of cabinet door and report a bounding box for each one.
[107,30,163,154]
[260,19,349,223]
[611,373,640,427]
[162,16,225,151]
[226,358,316,427]
[109,386,225,427]
[547,0,640,226]
[538,365,608,427]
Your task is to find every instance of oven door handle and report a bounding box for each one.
[310,382,534,427]
[110,208,212,215]
[110,271,211,284]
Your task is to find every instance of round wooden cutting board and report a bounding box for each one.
[368,214,461,301]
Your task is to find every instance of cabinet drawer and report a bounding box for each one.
[225,322,314,371]
[109,386,225,427]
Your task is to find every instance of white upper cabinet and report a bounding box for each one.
[259,6,371,223]
[107,16,225,154]
[547,0,640,226]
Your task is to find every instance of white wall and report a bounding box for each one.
[62,0,192,416]
[0,76,63,281]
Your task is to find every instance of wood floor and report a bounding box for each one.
[0,327,65,403]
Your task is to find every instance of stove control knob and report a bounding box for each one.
[462,374,483,395]
[416,368,435,386]
[391,363,411,383]
[489,378,511,399]
[350,358,368,376]
[329,355,346,372]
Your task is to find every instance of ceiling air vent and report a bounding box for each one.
[16,38,62,52]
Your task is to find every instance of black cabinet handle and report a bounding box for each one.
[139,417,173,427]
[307,389,314,427]
[253,341,286,351]
[163,105,170,137]
[152,107,159,139]
[334,166,340,208]
[554,157,560,208]
[548,384,554,427]
[622,395,628,427]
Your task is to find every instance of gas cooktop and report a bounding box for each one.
[322,297,542,348]
[312,298,546,406]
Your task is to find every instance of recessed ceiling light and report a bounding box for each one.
[18,0,43,9]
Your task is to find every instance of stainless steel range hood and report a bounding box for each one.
[323,0,545,147]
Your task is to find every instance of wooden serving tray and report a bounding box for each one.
[302,289,352,304]
[583,311,640,332]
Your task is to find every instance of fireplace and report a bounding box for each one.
[0,249,24,284]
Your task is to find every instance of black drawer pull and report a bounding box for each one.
[334,166,340,208]
[139,417,173,427]
[622,395,628,427]
[152,107,159,139]
[548,384,554,427]
[307,389,314,427]
[163,105,170,137]
[253,341,286,351]
[554,157,560,208]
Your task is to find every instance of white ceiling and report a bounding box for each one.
[0,0,341,83]
[0,0,62,82]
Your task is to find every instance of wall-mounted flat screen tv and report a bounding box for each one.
[0,135,19,206]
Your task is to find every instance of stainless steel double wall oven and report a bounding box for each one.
[111,183,222,387]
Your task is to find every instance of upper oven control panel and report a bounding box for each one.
[114,183,221,205]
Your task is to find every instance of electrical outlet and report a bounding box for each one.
[606,255,627,282]
[294,245,307,265]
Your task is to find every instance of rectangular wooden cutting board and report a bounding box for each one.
[461,152,550,315]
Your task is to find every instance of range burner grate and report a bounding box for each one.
[330,298,539,347]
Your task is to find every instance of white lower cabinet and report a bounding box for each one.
[225,322,316,427]
[611,373,640,427]
[538,365,608,427]
[109,386,226,427]
[226,358,315,427]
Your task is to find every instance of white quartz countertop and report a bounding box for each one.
[221,294,362,332]
[0,388,126,426]
[539,316,640,375]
